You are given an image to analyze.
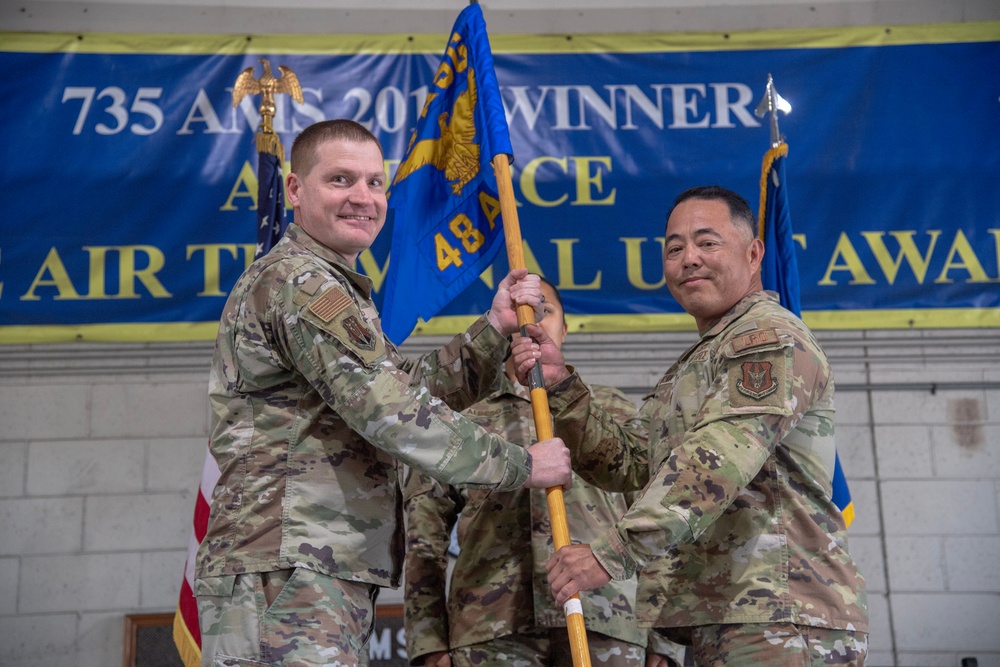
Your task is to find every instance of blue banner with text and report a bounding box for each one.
[1,25,997,342]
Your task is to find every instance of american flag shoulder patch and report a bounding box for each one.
[308,287,353,322]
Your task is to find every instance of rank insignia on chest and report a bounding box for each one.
[343,315,376,351]
[737,360,777,399]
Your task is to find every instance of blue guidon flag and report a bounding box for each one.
[759,141,855,528]
[379,3,513,345]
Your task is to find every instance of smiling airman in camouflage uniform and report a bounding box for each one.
[517,187,868,666]
[194,120,571,667]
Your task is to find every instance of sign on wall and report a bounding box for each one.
[1,23,997,343]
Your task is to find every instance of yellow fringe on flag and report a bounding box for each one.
[757,141,789,239]
[256,131,284,160]
[172,605,201,667]
[840,501,856,529]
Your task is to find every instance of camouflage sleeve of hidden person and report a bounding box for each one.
[403,380,650,662]
[401,467,463,662]
[254,260,530,491]
[547,326,829,580]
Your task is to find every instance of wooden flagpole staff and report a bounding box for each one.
[492,153,593,667]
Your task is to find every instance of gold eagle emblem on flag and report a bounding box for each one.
[392,66,481,195]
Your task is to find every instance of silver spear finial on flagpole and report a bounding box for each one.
[755,73,792,148]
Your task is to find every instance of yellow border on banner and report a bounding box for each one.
[802,308,1000,330]
[0,308,996,343]
[412,309,1000,336]
[326,308,1000,337]
[406,308,1000,336]
[1,21,997,55]
[0,322,221,344]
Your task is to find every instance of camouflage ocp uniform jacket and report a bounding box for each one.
[403,375,646,662]
[547,291,868,631]
[195,224,532,595]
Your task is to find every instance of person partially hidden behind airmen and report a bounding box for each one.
[404,276,686,667]
[513,186,868,666]
[194,119,572,667]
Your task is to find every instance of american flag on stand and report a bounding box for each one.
[173,117,288,667]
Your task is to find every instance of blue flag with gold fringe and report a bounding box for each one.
[759,142,855,528]
[379,3,513,345]
[759,145,801,318]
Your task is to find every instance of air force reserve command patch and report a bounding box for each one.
[737,360,777,399]
[725,327,788,409]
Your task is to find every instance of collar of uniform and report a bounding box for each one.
[495,372,531,402]
[699,290,778,340]
[284,224,375,298]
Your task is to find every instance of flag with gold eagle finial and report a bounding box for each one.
[172,118,290,667]
[379,2,513,345]
[759,141,855,528]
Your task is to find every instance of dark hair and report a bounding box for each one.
[668,185,757,239]
[536,274,565,324]
[290,119,383,177]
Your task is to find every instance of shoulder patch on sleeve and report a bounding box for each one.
[308,287,353,322]
[298,273,328,296]
[731,328,780,354]
[339,314,378,351]
[723,328,794,411]
[728,349,787,409]
[735,359,780,400]
[300,285,386,369]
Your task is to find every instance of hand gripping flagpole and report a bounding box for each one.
[492,152,593,667]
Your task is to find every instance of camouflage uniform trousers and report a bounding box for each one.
[658,623,867,667]
[449,628,645,667]
[197,567,380,667]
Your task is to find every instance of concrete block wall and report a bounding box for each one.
[0,348,212,667]
[827,333,1000,667]
[869,380,1000,667]
[2,331,1000,666]
[6,330,997,666]
[870,335,999,666]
